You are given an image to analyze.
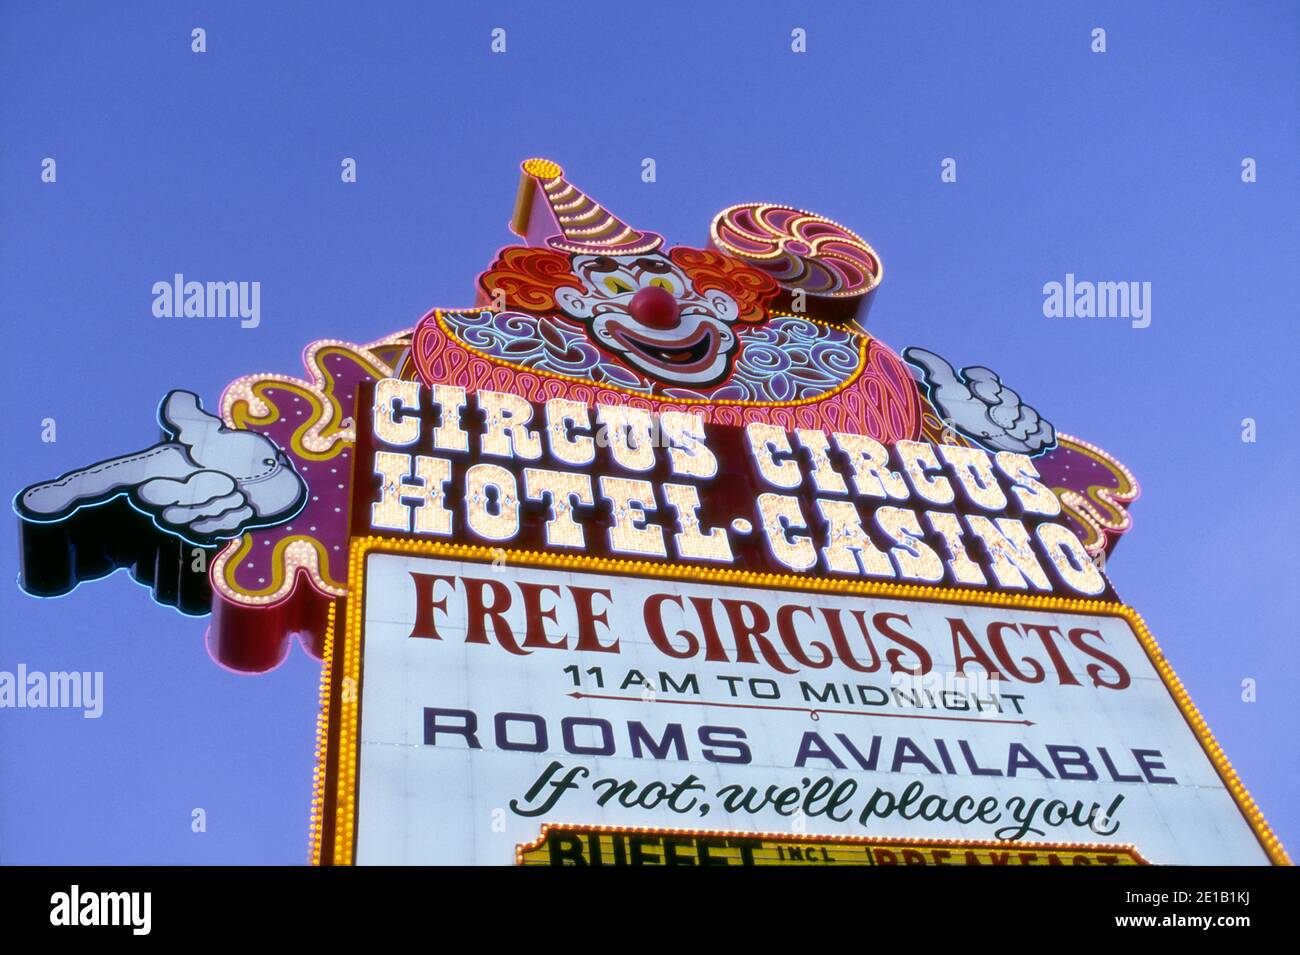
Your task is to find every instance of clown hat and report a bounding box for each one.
[510,158,663,256]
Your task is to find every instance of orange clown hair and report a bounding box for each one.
[668,247,779,324]
[476,247,582,313]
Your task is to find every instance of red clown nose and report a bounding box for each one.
[628,285,681,330]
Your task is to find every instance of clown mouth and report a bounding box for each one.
[628,334,713,367]
[610,324,720,372]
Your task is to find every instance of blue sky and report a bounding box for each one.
[1,1,1296,864]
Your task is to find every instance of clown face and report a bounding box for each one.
[553,253,743,386]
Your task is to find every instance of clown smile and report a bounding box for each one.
[611,323,718,369]
[598,312,735,385]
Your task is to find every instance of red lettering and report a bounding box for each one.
[570,585,618,653]
[1022,623,1081,686]
[1068,627,1130,690]
[720,598,797,674]
[462,576,526,655]
[688,596,731,663]
[518,582,566,650]
[987,621,1046,683]
[821,607,882,673]
[644,593,697,659]
[948,618,1006,680]
[872,612,931,676]
[776,604,832,668]
[409,572,454,640]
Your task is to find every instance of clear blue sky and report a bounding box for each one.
[1,1,1296,864]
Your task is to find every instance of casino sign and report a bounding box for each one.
[13,159,1287,866]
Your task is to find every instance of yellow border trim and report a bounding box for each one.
[308,600,336,865]
[319,536,1290,866]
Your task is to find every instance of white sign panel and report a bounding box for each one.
[349,551,1269,865]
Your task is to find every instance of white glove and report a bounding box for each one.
[17,390,306,545]
[903,347,1056,455]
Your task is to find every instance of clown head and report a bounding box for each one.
[552,252,749,386]
[478,159,778,388]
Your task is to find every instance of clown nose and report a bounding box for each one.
[628,285,680,329]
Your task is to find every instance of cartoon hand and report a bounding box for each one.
[903,347,1056,455]
[17,390,306,545]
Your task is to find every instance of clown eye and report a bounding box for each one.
[649,277,676,293]
[604,276,634,295]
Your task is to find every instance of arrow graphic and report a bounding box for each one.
[567,691,1033,727]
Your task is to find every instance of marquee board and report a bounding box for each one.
[316,542,1272,865]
